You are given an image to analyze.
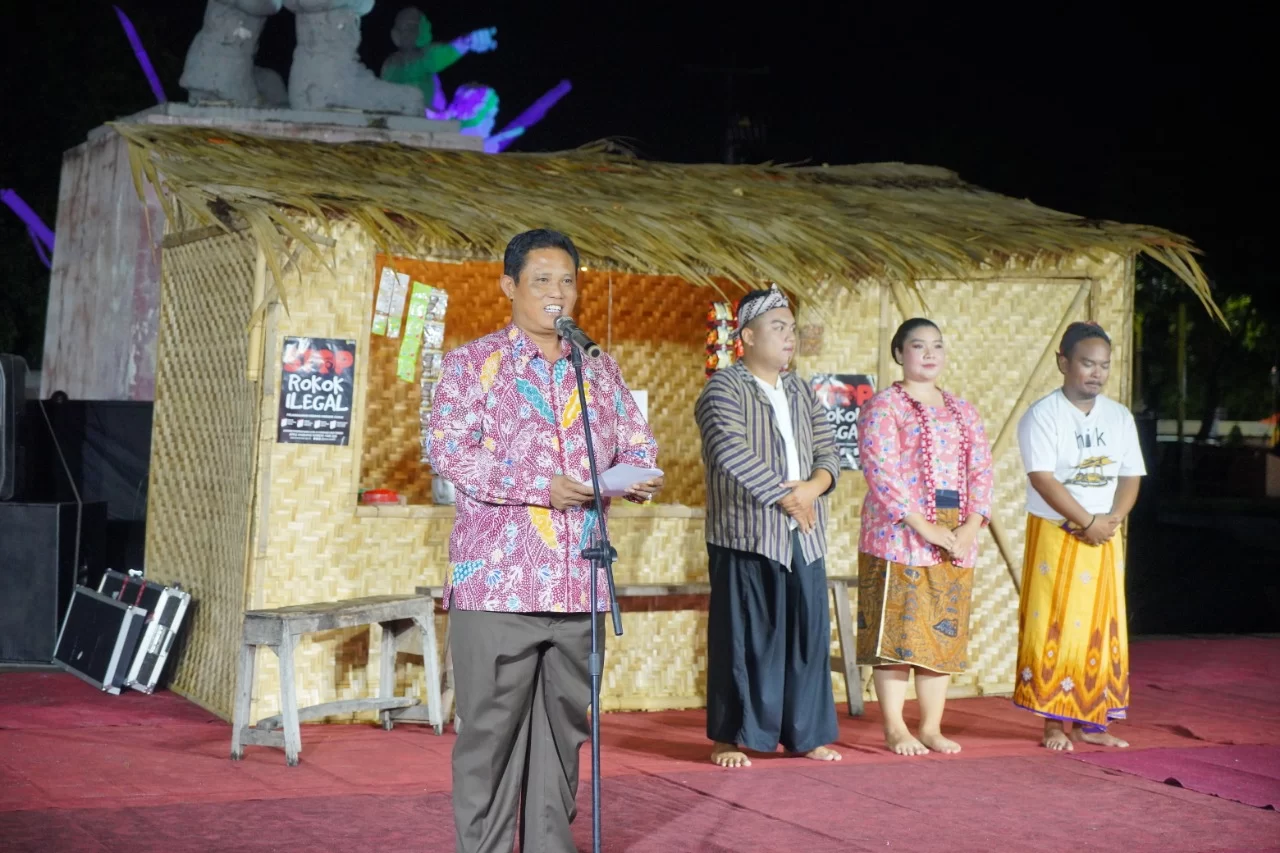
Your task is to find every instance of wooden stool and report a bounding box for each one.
[413,587,460,731]
[825,576,864,716]
[415,576,864,721]
[230,594,444,766]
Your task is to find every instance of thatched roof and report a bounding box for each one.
[114,122,1217,316]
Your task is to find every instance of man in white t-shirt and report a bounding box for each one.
[1014,321,1145,751]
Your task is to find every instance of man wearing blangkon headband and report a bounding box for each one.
[1014,322,1145,751]
[695,285,843,769]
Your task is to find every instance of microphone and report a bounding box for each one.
[554,316,602,358]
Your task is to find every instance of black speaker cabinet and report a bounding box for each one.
[0,501,107,662]
[0,354,28,501]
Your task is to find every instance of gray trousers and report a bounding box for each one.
[450,608,600,853]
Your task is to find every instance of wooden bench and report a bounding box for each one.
[230,594,444,766]
[415,576,863,725]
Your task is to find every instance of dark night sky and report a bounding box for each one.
[0,0,1268,363]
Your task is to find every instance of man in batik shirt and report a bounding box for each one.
[428,229,661,853]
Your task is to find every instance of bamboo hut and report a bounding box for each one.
[115,123,1213,723]
[41,104,480,402]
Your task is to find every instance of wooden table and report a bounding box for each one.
[416,576,863,724]
[230,594,444,766]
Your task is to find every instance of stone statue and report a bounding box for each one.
[181,0,424,115]
[379,7,497,110]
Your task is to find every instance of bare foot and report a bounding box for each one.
[1042,720,1073,752]
[802,745,842,761]
[1071,729,1130,748]
[885,727,930,756]
[711,742,752,768]
[918,730,961,754]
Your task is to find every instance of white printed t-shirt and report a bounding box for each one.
[1017,389,1146,521]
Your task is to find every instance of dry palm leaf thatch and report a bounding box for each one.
[112,123,1222,322]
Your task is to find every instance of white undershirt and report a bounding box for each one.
[753,374,803,530]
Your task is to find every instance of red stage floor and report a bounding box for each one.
[2,636,1277,852]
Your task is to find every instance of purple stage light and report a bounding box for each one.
[114,5,166,104]
[2,189,55,269]
[490,79,572,153]
[2,188,55,250]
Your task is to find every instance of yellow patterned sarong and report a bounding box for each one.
[1013,514,1129,731]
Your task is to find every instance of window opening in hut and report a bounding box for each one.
[357,256,717,508]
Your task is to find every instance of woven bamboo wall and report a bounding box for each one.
[358,257,713,507]
[143,230,260,718]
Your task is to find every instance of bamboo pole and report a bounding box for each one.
[989,281,1091,460]
[241,248,268,612]
[246,247,267,382]
[877,284,892,387]
[988,516,1022,594]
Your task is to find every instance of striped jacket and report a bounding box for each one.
[695,362,840,566]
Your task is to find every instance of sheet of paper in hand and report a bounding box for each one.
[579,464,663,498]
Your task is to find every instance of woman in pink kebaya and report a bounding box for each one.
[857,318,993,756]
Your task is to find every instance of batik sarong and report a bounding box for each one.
[1013,513,1130,731]
[857,503,973,674]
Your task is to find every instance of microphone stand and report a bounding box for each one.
[568,339,623,853]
